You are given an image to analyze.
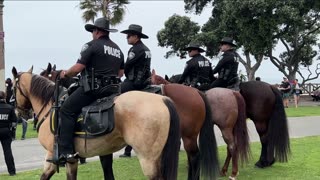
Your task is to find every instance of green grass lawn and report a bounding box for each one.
[285,106,320,117]
[2,136,320,180]
[14,121,38,140]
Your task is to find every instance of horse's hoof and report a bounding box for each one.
[220,170,227,176]
[255,159,275,168]
[229,176,236,180]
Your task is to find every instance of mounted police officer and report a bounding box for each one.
[0,91,17,176]
[58,17,124,163]
[119,24,151,157]
[210,37,240,88]
[178,42,213,91]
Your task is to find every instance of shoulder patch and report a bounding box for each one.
[128,52,135,60]
[81,44,89,53]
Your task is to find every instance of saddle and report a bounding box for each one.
[141,85,162,94]
[50,87,118,138]
[226,77,240,91]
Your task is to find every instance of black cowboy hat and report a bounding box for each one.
[183,43,206,52]
[120,24,149,39]
[219,37,237,47]
[85,18,118,33]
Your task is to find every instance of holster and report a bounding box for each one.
[79,71,93,93]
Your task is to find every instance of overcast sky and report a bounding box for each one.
[3,1,319,83]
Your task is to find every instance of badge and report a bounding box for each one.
[128,52,135,60]
[81,44,89,53]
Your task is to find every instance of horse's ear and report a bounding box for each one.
[151,69,156,76]
[27,66,33,73]
[165,75,169,81]
[47,63,52,73]
[52,64,56,71]
[12,67,18,78]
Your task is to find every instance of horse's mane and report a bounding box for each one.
[30,74,55,105]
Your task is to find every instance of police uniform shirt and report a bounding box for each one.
[77,35,124,76]
[0,101,17,128]
[124,40,151,79]
[179,54,213,84]
[212,49,239,78]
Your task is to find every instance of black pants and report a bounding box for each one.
[210,78,228,88]
[59,87,96,154]
[120,79,146,93]
[0,127,15,175]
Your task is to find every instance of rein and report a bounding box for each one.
[14,73,32,115]
[15,72,53,132]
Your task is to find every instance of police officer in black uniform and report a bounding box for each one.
[178,43,214,91]
[0,91,17,176]
[210,37,240,88]
[58,17,124,164]
[119,24,151,157]
[5,78,16,140]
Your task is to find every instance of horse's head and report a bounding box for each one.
[40,63,58,82]
[12,66,34,119]
[40,63,77,88]
[167,74,182,83]
[151,69,171,85]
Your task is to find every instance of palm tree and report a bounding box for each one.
[79,0,129,25]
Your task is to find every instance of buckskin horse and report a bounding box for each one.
[167,73,291,169]
[41,63,219,180]
[12,66,180,180]
[152,70,249,180]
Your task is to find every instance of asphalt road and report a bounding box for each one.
[0,116,319,174]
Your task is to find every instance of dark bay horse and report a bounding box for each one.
[41,64,219,180]
[167,73,291,169]
[152,70,249,180]
[13,66,180,180]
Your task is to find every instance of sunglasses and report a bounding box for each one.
[188,49,194,53]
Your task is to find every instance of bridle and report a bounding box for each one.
[14,72,32,116]
[14,72,51,127]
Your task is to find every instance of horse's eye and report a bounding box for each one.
[48,74,52,77]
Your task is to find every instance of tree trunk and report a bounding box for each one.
[0,1,5,92]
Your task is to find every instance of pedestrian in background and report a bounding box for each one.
[293,79,301,108]
[279,77,291,108]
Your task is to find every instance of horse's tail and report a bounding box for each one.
[161,98,180,180]
[233,91,250,164]
[198,91,219,180]
[269,86,291,162]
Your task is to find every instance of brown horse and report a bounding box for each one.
[239,81,290,168]
[12,66,180,180]
[40,64,220,180]
[152,70,249,180]
[167,74,291,169]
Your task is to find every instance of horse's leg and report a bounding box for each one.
[40,152,57,180]
[65,162,78,180]
[138,157,162,180]
[220,129,237,178]
[183,137,200,180]
[229,147,239,180]
[221,148,231,176]
[99,154,114,180]
[254,122,269,168]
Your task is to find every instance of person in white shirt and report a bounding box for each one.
[293,79,301,108]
